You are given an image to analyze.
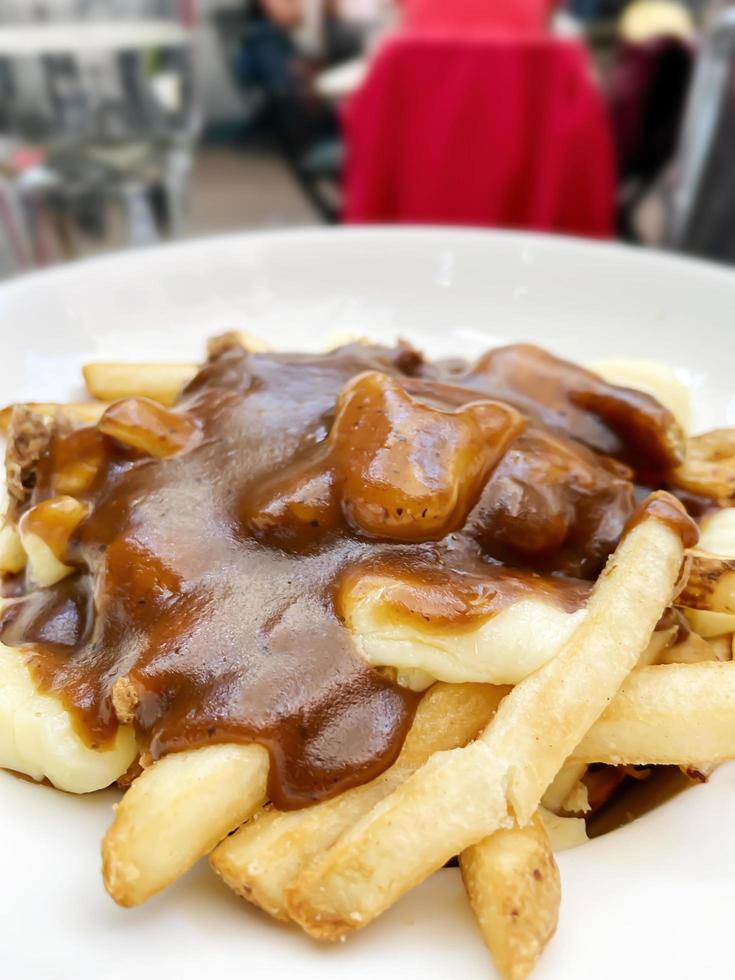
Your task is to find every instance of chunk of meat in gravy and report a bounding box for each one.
[467,428,635,578]
[444,343,685,484]
[4,407,56,521]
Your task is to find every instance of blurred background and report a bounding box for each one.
[0,0,734,279]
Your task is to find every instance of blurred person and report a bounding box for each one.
[232,0,367,219]
[609,1,696,241]
[619,0,696,40]
[567,0,627,20]
[243,0,365,77]
[609,37,694,238]
[664,1,735,260]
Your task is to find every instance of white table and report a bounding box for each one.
[0,20,189,58]
[315,56,370,101]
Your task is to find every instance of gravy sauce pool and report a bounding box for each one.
[0,342,690,808]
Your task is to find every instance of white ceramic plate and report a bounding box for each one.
[1,228,734,980]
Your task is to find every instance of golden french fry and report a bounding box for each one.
[572,661,735,766]
[538,808,588,851]
[709,633,734,661]
[0,401,105,434]
[211,683,508,921]
[83,363,197,407]
[103,743,269,907]
[659,629,729,664]
[673,429,735,500]
[637,623,679,666]
[683,607,735,637]
[206,330,272,357]
[84,332,271,406]
[678,509,735,613]
[541,761,589,814]
[460,813,560,980]
[287,508,684,939]
[678,550,735,613]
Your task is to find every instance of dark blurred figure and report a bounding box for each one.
[568,0,627,20]
[237,0,361,98]
[228,0,360,220]
[667,6,735,262]
[608,36,694,239]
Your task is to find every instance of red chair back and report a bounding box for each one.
[401,0,555,34]
[342,34,616,237]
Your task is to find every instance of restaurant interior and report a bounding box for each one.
[0,0,732,277]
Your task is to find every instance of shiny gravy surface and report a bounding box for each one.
[0,341,688,807]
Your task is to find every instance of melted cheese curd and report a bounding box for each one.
[0,359,695,794]
[345,587,587,691]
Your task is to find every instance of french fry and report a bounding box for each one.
[658,629,730,664]
[673,428,735,500]
[286,505,685,939]
[538,808,588,851]
[710,634,734,661]
[0,401,105,434]
[541,761,588,814]
[460,813,560,980]
[678,551,735,613]
[636,622,678,667]
[217,656,735,926]
[678,509,735,614]
[683,607,735,637]
[84,334,271,407]
[572,661,735,766]
[206,330,272,357]
[83,363,197,407]
[102,743,269,907]
[211,683,508,921]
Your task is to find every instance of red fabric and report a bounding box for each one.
[401,0,554,33]
[342,35,616,237]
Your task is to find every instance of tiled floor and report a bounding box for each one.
[188,145,319,236]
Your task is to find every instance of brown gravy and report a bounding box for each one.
[624,491,699,549]
[0,342,692,808]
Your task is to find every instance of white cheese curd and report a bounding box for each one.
[0,638,136,793]
[0,523,25,573]
[699,508,735,556]
[346,589,587,686]
[588,358,692,433]
[539,807,589,851]
[18,530,74,588]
